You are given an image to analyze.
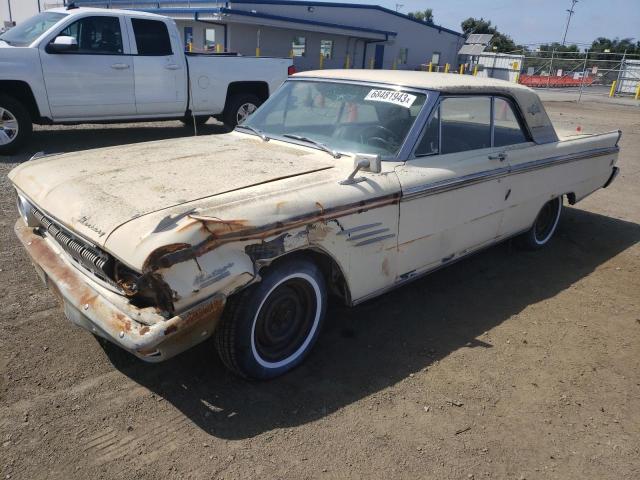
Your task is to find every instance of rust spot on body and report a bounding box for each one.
[381,257,391,277]
[164,325,178,336]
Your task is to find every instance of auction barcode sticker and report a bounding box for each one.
[364,89,417,108]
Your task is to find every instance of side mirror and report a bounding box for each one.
[339,154,382,185]
[46,36,78,53]
[355,153,382,174]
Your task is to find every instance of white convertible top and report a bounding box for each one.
[293,70,558,143]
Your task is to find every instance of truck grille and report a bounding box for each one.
[32,207,117,287]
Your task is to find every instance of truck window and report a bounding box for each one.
[131,18,172,56]
[58,16,123,54]
[0,11,67,47]
[493,97,528,147]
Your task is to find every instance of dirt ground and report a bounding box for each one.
[1,101,638,480]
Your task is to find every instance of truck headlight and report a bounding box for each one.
[16,194,38,227]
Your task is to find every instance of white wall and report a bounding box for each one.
[0,0,61,26]
[230,2,464,70]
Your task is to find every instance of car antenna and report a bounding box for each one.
[66,2,79,10]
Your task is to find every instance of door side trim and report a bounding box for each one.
[402,146,618,201]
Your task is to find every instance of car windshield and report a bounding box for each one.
[0,12,67,46]
[242,80,428,157]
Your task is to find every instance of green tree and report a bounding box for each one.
[407,8,434,24]
[590,37,638,54]
[460,17,519,53]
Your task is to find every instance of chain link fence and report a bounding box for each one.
[518,50,640,99]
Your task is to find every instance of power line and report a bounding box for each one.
[561,0,578,46]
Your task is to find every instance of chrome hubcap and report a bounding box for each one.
[236,102,257,124]
[0,107,19,146]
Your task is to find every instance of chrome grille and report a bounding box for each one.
[32,207,115,285]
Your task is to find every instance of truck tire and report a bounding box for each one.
[223,94,262,129]
[215,257,327,379]
[0,94,32,155]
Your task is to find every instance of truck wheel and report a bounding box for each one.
[516,196,563,250]
[215,257,327,379]
[180,115,210,128]
[0,94,32,155]
[223,94,262,129]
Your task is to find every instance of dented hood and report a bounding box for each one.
[9,133,335,245]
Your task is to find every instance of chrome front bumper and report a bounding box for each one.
[15,220,226,362]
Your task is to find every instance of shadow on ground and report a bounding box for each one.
[0,121,228,164]
[102,206,639,440]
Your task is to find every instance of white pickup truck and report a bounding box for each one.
[0,6,293,154]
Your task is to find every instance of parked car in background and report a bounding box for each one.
[10,71,620,378]
[0,6,293,153]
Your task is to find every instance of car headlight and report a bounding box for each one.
[16,193,38,227]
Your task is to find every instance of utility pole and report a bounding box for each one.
[561,0,578,46]
[7,0,13,23]
[395,3,404,12]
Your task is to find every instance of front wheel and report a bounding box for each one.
[215,257,327,379]
[222,94,262,129]
[0,94,32,155]
[516,196,563,250]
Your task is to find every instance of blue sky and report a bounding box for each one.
[336,0,639,47]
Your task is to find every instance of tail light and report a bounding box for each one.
[288,65,297,76]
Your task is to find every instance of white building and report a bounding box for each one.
[67,0,464,71]
[1,0,63,28]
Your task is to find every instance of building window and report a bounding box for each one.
[431,51,441,65]
[399,48,408,64]
[292,36,306,57]
[204,28,215,51]
[320,39,333,59]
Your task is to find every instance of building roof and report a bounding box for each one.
[72,0,463,37]
[229,0,464,37]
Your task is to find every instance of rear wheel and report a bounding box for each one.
[222,94,261,129]
[215,257,327,379]
[516,196,563,250]
[0,95,32,155]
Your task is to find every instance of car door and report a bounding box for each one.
[490,97,542,237]
[126,17,187,116]
[40,14,136,120]
[395,96,509,278]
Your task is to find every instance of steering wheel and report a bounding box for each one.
[359,125,402,150]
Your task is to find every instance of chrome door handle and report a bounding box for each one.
[488,152,507,161]
[111,63,130,70]
[165,64,180,70]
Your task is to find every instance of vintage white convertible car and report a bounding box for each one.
[10,71,620,378]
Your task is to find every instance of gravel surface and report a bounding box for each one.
[0,104,639,480]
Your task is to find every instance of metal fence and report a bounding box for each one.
[517,50,640,99]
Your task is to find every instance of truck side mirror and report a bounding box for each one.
[46,36,78,53]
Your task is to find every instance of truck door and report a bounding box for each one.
[127,17,187,116]
[40,15,136,120]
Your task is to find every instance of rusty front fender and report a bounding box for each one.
[15,221,227,362]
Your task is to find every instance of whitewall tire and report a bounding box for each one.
[215,257,327,379]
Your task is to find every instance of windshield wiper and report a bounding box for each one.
[235,124,269,141]
[282,134,342,159]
